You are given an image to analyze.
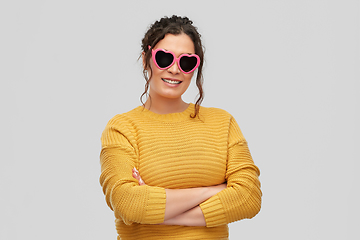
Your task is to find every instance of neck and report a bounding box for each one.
[144,96,189,115]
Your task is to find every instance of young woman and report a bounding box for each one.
[100,15,262,240]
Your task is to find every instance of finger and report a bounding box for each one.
[138,177,145,186]
[132,168,139,177]
[132,167,145,185]
[132,167,146,185]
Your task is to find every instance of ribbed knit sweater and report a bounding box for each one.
[100,103,262,240]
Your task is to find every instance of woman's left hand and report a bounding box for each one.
[132,167,146,186]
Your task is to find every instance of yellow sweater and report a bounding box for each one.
[100,103,261,240]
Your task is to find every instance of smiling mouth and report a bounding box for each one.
[162,78,182,84]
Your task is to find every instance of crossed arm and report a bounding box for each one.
[132,168,226,226]
[101,117,261,227]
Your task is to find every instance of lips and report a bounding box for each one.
[161,78,182,84]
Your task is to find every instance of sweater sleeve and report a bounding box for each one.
[99,117,166,225]
[199,116,262,227]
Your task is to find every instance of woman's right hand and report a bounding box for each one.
[132,167,145,186]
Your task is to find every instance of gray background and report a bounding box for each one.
[1,0,359,239]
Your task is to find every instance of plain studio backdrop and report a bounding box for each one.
[1,1,359,239]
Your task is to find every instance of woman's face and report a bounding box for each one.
[146,33,196,101]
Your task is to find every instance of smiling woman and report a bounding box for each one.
[99,15,262,240]
[145,33,195,110]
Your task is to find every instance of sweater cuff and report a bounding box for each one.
[143,186,167,224]
[199,195,227,227]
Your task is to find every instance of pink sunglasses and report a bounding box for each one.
[151,48,200,74]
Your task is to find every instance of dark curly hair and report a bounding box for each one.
[140,15,204,118]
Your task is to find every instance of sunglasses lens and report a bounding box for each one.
[155,51,174,68]
[180,56,198,73]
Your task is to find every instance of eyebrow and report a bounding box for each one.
[162,48,195,56]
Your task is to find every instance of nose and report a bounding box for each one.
[167,61,181,74]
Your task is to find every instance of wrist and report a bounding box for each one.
[206,183,226,198]
[162,206,206,227]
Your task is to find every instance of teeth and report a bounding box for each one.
[162,78,181,84]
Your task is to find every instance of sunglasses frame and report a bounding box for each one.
[151,48,200,74]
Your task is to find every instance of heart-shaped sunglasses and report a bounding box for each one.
[151,48,200,74]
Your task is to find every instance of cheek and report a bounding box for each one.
[185,72,195,82]
[148,62,162,80]
[182,74,193,90]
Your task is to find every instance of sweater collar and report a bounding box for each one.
[136,103,195,122]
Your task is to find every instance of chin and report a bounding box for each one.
[160,94,183,100]
[159,90,187,99]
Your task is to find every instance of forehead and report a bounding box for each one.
[154,33,195,54]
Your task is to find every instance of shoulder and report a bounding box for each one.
[102,106,144,139]
[106,106,143,127]
[198,105,233,122]
[101,107,142,147]
[199,105,244,138]
[199,105,231,115]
